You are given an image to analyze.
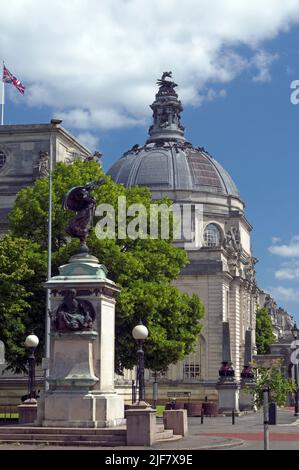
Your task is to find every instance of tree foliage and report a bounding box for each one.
[250,366,296,408]
[256,306,276,354]
[0,235,46,372]
[6,160,204,373]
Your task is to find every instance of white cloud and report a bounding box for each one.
[75,132,100,152]
[269,236,299,257]
[269,286,299,303]
[273,260,299,280]
[1,1,299,131]
[206,88,227,102]
[251,50,279,82]
[275,265,299,280]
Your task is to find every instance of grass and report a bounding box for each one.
[155,405,165,417]
[0,413,19,419]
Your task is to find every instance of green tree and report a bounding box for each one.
[256,307,276,354]
[0,235,46,372]
[250,366,296,408]
[8,160,204,373]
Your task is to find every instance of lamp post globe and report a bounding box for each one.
[291,323,299,416]
[132,324,148,341]
[25,333,39,401]
[25,334,39,349]
[132,321,148,403]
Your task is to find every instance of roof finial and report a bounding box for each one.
[156,71,178,97]
[147,72,185,143]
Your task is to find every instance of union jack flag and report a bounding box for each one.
[2,65,25,95]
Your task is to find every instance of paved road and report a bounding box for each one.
[190,408,299,450]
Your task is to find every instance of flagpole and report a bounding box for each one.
[44,123,53,393]
[1,62,4,126]
[44,119,61,393]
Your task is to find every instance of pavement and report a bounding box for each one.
[0,408,299,450]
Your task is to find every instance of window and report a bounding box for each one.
[184,362,200,380]
[203,223,221,247]
[183,348,201,381]
[0,151,7,170]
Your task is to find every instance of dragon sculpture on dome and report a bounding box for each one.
[156,71,178,96]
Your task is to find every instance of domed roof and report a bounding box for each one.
[108,143,239,196]
[107,72,239,198]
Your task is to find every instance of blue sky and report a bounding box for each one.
[2,1,299,319]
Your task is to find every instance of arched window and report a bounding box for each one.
[203,223,221,247]
[0,150,7,170]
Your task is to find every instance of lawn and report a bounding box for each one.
[155,405,165,417]
[0,413,19,419]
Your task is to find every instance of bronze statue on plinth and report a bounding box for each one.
[50,288,96,332]
[63,177,102,253]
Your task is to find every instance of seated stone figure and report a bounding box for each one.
[51,289,95,332]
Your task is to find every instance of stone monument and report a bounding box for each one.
[216,322,240,414]
[42,179,125,427]
[239,330,255,411]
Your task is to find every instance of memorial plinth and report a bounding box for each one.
[216,378,240,414]
[217,322,240,414]
[42,252,125,428]
[239,331,256,411]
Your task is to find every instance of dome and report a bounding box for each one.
[107,72,239,198]
[108,142,239,197]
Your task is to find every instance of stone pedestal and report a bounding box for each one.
[163,409,188,436]
[126,404,157,446]
[42,253,125,428]
[216,380,240,414]
[18,399,38,424]
[239,381,256,411]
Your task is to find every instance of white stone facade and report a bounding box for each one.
[107,74,259,401]
[117,191,258,400]
[150,191,257,393]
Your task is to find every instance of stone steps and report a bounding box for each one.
[0,439,126,447]
[0,426,126,435]
[156,428,175,440]
[0,433,125,442]
[0,426,127,447]
[155,424,182,442]
[0,423,182,446]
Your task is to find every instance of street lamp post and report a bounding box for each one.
[291,323,299,416]
[25,334,39,401]
[132,321,148,403]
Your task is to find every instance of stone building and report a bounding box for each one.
[258,290,295,340]
[0,78,292,406]
[108,74,258,400]
[255,290,295,404]
[0,120,92,233]
[0,120,98,408]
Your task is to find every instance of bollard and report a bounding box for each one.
[201,407,204,424]
[232,409,235,425]
[132,380,136,404]
[152,381,158,409]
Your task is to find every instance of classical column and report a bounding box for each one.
[228,279,241,379]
